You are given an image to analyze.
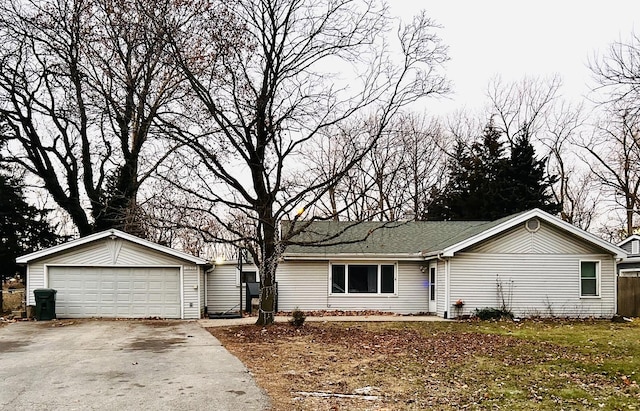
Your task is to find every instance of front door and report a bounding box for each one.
[428,261,437,313]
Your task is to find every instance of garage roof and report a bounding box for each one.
[16,229,209,265]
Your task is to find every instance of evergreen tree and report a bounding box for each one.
[0,167,60,280]
[507,131,560,215]
[424,121,559,221]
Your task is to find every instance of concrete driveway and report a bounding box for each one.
[0,320,269,410]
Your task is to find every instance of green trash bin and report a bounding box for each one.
[34,288,57,320]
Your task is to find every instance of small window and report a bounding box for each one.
[241,271,257,283]
[381,265,395,294]
[330,263,395,295]
[332,265,346,293]
[580,261,599,297]
[632,240,639,255]
[237,269,258,286]
[430,267,436,301]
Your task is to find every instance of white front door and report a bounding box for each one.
[428,261,437,313]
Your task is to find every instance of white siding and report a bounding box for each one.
[276,261,332,311]
[206,264,247,313]
[277,261,430,314]
[206,261,431,314]
[443,220,618,318]
[467,222,601,255]
[448,253,616,318]
[25,238,204,319]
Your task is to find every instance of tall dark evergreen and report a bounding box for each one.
[424,121,559,221]
[508,131,560,215]
[0,168,60,279]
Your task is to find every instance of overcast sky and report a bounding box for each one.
[391,1,640,116]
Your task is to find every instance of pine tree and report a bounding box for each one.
[424,121,558,221]
[507,131,560,215]
[0,167,60,280]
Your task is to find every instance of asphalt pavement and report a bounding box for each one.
[0,320,269,410]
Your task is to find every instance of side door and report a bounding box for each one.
[428,261,437,313]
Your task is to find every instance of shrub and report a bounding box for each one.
[289,308,306,327]
[474,307,514,321]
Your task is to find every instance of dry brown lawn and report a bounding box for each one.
[208,320,640,410]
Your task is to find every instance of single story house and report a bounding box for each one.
[18,209,625,320]
[207,209,625,318]
[17,229,210,319]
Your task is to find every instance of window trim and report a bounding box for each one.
[329,262,398,296]
[429,266,436,302]
[579,259,600,298]
[235,267,258,287]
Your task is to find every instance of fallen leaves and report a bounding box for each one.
[208,320,640,410]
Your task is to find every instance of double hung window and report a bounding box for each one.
[580,261,599,297]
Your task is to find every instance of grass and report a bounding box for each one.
[209,319,640,410]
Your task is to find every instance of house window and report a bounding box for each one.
[236,269,258,286]
[331,264,396,294]
[632,240,639,255]
[580,261,599,297]
[430,267,436,301]
[241,271,257,283]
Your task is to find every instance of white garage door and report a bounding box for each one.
[48,267,181,319]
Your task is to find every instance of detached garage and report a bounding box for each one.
[17,230,209,319]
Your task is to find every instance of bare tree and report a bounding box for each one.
[487,74,562,145]
[579,107,640,237]
[589,30,640,111]
[538,101,600,230]
[484,75,601,226]
[0,0,199,236]
[310,112,449,221]
[301,112,449,222]
[396,113,449,218]
[587,30,640,236]
[159,0,449,325]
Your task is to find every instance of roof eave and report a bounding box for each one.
[619,256,640,263]
[440,209,626,259]
[282,252,425,261]
[618,234,640,247]
[16,229,209,265]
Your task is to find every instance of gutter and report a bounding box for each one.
[282,253,424,261]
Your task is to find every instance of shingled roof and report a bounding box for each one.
[282,211,524,258]
[282,209,625,260]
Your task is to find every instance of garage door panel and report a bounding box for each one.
[48,267,181,319]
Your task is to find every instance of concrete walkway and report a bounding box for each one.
[199,315,447,327]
